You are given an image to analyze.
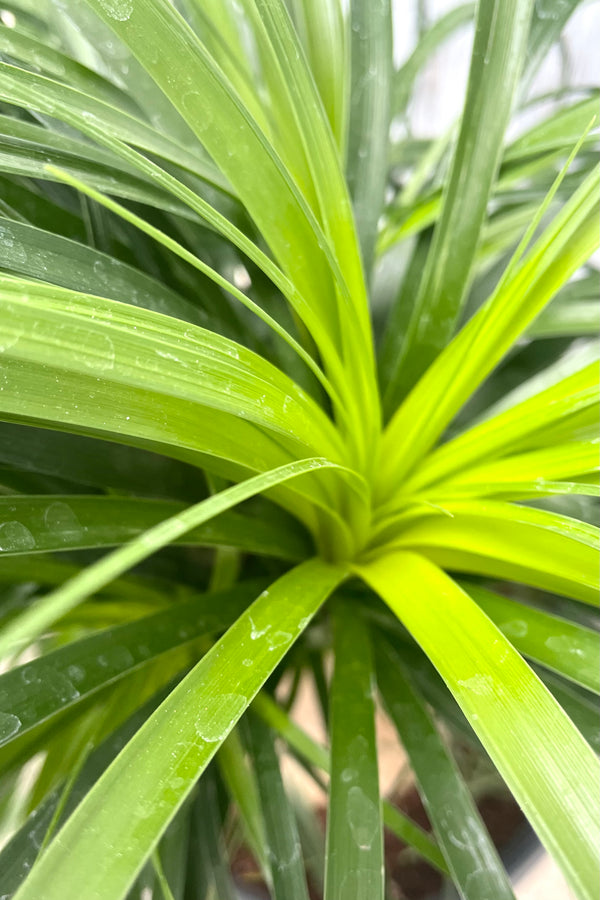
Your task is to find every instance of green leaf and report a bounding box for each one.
[0,277,342,460]
[376,636,516,900]
[0,422,206,500]
[0,580,266,748]
[378,499,599,605]
[0,22,139,111]
[152,847,177,900]
[387,0,535,396]
[0,556,180,609]
[520,0,585,92]
[0,280,360,548]
[50,0,203,150]
[0,684,171,897]
[190,772,238,900]
[505,95,600,163]
[287,0,348,150]
[540,669,600,754]
[0,494,310,560]
[217,728,268,876]
[0,275,369,553]
[529,269,600,338]
[405,362,599,492]
[0,218,202,323]
[436,480,598,503]
[246,713,311,900]
[0,114,202,217]
[346,0,392,274]
[462,582,600,693]
[12,558,345,900]
[0,458,341,660]
[252,692,447,873]
[0,63,227,188]
[392,4,475,117]
[420,441,599,498]
[324,603,383,900]
[358,551,600,900]
[378,230,431,409]
[2,654,189,814]
[380,164,600,490]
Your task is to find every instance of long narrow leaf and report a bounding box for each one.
[12,558,345,900]
[380,164,599,489]
[0,495,310,560]
[246,713,311,900]
[0,580,267,747]
[376,636,516,900]
[462,582,600,693]
[387,0,535,396]
[346,0,392,274]
[251,692,447,873]
[358,551,600,900]
[324,603,383,900]
[0,458,340,659]
[377,499,599,605]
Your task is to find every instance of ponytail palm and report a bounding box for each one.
[0,1,598,898]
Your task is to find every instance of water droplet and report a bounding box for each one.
[347,733,368,763]
[67,664,86,682]
[1,230,27,265]
[0,712,22,742]
[546,635,584,657]
[97,0,133,21]
[346,785,379,850]
[44,501,84,538]
[502,619,528,638]
[266,631,291,651]
[0,9,16,26]
[0,521,36,552]
[249,616,270,641]
[195,692,246,743]
[156,349,184,364]
[0,326,22,353]
[457,674,495,696]
[535,0,566,20]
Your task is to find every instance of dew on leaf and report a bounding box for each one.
[501,619,528,638]
[44,501,84,538]
[0,712,22,742]
[545,635,584,657]
[195,692,246,743]
[0,521,36,552]
[457,674,495,696]
[97,0,133,21]
[346,785,379,851]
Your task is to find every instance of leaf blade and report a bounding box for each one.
[11,558,345,900]
[387,0,535,395]
[376,636,516,900]
[358,551,600,900]
[324,603,383,900]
